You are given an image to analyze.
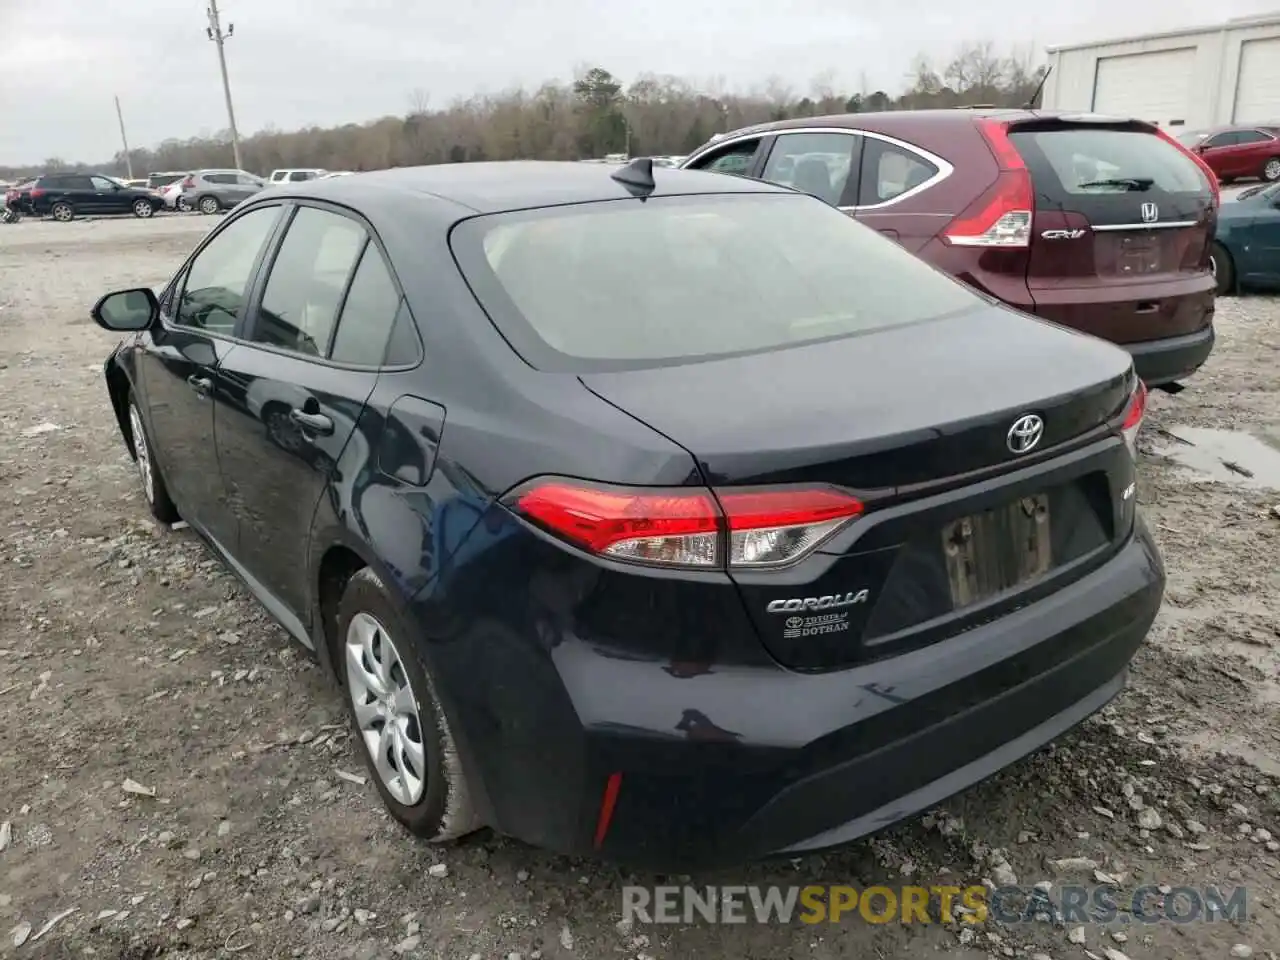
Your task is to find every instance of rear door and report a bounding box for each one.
[214,202,387,622]
[853,134,951,252]
[1008,120,1216,345]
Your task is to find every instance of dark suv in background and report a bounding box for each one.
[26,172,166,221]
[682,110,1221,387]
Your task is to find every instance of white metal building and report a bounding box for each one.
[1041,12,1280,131]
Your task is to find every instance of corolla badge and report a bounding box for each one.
[766,590,869,614]
[1007,414,1044,455]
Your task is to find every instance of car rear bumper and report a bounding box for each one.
[1124,324,1215,386]
[423,515,1165,871]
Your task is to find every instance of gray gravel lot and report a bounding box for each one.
[1,213,1278,960]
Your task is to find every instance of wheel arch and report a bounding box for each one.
[105,354,137,460]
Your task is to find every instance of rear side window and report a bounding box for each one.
[451,193,977,370]
[288,171,313,182]
[1009,128,1207,196]
[858,139,939,206]
[761,132,858,206]
[253,207,366,356]
[329,246,407,366]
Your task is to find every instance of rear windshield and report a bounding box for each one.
[450,193,979,371]
[1009,127,1208,197]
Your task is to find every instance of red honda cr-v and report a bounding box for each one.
[681,110,1220,386]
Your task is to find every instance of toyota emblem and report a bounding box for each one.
[1007,414,1044,455]
[786,617,804,628]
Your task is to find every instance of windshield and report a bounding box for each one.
[450,193,979,371]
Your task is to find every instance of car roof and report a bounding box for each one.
[264,160,792,214]
[700,107,1168,147]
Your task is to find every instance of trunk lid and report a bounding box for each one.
[1009,119,1216,344]
[579,302,1133,492]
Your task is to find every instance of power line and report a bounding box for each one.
[205,0,243,171]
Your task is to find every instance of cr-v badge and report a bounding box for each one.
[1041,228,1088,239]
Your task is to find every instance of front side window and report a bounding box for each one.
[761,132,858,206]
[90,176,117,191]
[174,206,281,334]
[251,207,366,356]
[694,141,761,177]
[452,193,977,370]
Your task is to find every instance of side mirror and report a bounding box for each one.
[91,288,158,331]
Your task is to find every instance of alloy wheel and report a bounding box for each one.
[128,404,155,504]
[344,612,427,806]
[199,196,219,215]
[1264,158,1280,182]
[52,204,72,222]
[134,200,153,218]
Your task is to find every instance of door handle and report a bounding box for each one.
[186,374,213,396]
[289,409,334,435]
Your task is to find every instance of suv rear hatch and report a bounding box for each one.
[1006,117,1217,344]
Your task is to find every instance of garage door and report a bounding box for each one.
[1233,36,1280,124]
[1092,48,1196,128]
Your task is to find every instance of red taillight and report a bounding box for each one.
[1121,379,1147,457]
[181,176,195,189]
[509,479,864,569]
[943,120,1033,248]
[29,186,45,199]
[1153,127,1220,206]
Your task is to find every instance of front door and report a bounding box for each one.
[90,176,130,214]
[215,203,400,622]
[135,204,283,547]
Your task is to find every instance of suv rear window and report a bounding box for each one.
[1009,127,1208,196]
[148,174,184,188]
[450,193,978,371]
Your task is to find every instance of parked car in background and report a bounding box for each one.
[268,168,327,184]
[319,171,354,179]
[4,178,36,215]
[90,160,1161,870]
[682,109,1221,387]
[25,172,165,220]
[179,169,267,214]
[160,177,192,212]
[1178,125,1280,183]
[147,171,188,195]
[1209,179,1280,293]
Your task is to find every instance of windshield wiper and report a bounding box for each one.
[1078,177,1155,191]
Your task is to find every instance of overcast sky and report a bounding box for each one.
[1,0,1277,165]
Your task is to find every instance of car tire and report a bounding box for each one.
[1263,157,1280,182]
[177,197,193,213]
[50,201,74,222]
[132,199,154,218]
[198,195,220,215]
[127,395,180,524]
[337,567,482,842]
[1209,241,1235,297]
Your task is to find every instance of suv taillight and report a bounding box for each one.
[1152,127,1220,206]
[1121,379,1148,458]
[181,176,195,189]
[943,119,1033,248]
[507,480,865,569]
[29,185,45,199]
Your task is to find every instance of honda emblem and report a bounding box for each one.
[1140,202,1158,223]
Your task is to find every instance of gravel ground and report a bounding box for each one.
[1,213,1278,960]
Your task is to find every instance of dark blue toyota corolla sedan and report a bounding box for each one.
[91,159,1164,870]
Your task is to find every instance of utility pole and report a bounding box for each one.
[114,95,134,179]
[205,0,243,171]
